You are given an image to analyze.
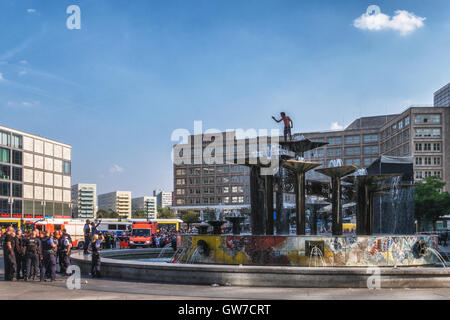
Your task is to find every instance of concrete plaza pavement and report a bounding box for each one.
[1,252,450,300]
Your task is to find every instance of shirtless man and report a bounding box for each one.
[272,112,293,141]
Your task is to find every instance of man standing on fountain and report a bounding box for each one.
[272,112,293,141]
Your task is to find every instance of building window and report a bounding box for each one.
[345,147,360,156]
[345,158,360,166]
[12,167,22,181]
[363,146,378,155]
[327,148,342,157]
[405,116,410,126]
[415,157,422,165]
[24,201,33,216]
[12,184,22,198]
[176,179,186,185]
[398,121,403,129]
[11,135,22,149]
[0,182,10,196]
[0,198,10,214]
[415,171,423,179]
[0,148,10,163]
[433,143,441,151]
[424,157,432,165]
[424,143,431,151]
[63,161,71,175]
[176,169,186,175]
[328,137,342,145]
[415,129,423,137]
[12,150,22,165]
[433,157,441,166]
[431,115,441,123]
[363,135,378,143]
[432,129,441,137]
[434,171,442,178]
[0,165,10,180]
[344,136,360,144]
[0,131,10,147]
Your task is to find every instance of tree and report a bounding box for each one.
[180,210,200,228]
[97,209,119,219]
[157,207,175,219]
[133,210,147,219]
[414,176,450,230]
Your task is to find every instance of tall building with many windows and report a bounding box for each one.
[71,183,97,219]
[132,196,157,219]
[0,125,72,219]
[153,189,173,208]
[301,106,449,190]
[98,191,131,219]
[434,83,450,107]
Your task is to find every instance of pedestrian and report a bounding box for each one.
[83,220,91,255]
[14,229,26,280]
[23,230,40,281]
[40,231,57,282]
[89,234,102,278]
[59,232,72,275]
[2,227,17,281]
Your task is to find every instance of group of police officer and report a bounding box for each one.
[2,226,72,282]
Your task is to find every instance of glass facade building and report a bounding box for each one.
[0,126,72,219]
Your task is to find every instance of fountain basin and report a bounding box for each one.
[175,234,439,267]
[70,246,450,288]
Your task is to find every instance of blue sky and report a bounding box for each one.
[0,0,449,196]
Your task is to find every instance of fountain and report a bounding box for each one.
[283,160,322,235]
[225,210,246,235]
[207,203,226,235]
[315,160,357,235]
[71,119,450,288]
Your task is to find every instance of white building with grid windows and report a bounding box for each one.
[0,125,72,220]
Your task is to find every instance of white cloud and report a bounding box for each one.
[18,70,27,76]
[27,9,36,14]
[0,73,4,81]
[6,100,39,108]
[109,164,124,173]
[330,122,345,131]
[354,6,425,36]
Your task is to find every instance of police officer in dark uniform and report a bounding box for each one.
[23,230,40,281]
[40,231,57,282]
[2,227,16,281]
[59,232,72,275]
[14,229,25,280]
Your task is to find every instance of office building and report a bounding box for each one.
[434,83,450,107]
[98,191,132,219]
[71,183,97,219]
[153,189,173,208]
[0,125,72,218]
[132,196,157,219]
